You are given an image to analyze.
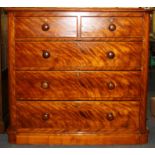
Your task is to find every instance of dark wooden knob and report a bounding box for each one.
[42,23,50,31]
[41,81,49,89]
[106,113,114,121]
[42,50,50,58]
[107,82,115,90]
[42,113,49,121]
[107,51,115,59]
[109,24,116,31]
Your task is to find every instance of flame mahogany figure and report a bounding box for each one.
[7,7,151,145]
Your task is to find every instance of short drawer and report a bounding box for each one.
[81,17,143,37]
[16,101,140,133]
[16,71,141,100]
[15,42,142,71]
[15,17,77,38]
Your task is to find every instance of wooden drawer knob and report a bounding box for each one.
[107,51,115,59]
[41,81,49,89]
[42,50,50,58]
[42,113,49,121]
[106,113,114,121]
[109,24,116,31]
[42,23,50,31]
[107,82,115,90]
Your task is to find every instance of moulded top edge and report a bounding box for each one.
[4,7,153,12]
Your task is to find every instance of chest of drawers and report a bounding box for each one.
[7,8,150,145]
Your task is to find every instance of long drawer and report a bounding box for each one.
[16,101,140,133]
[15,42,142,71]
[16,71,141,100]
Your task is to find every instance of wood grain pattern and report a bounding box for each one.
[15,42,142,71]
[15,37,143,42]
[81,17,143,37]
[139,12,150,132]
[14,132,148,145]
[8,12,17,132]
[16,71,141,100]
[7,8,150,145]
[16,101,140,133]
[15,17,77,38]
[14,12,144,18]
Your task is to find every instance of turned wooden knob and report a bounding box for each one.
[106,113,114,121]
[41,81,49,89]
[107,51,115,59]
[42,113,49,121]
[42,23,50,31]
[109,24,116,31]
[42,50,50,58]
[107,82,115,90]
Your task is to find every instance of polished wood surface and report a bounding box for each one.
[7,8,150,145]
[8,12,16,132]
[15,16,143,38]
[16,71,141,100]
[15,42,142,71]
[15,17,77,38]
[14,133,148,145]
[139,12,150,132]
[16,101,139,133]
[81,17,143,37]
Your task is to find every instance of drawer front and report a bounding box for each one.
[81,17,143,37]
[16,101,140,133]
[15,17,77,38]
[15,42,142,71]
[16,71,140,100]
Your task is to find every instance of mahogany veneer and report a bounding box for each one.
[7,7,151,145]
[15,17,77,38]
[16,71,141,100]
[15,42,142,70]
[16,101,140,133]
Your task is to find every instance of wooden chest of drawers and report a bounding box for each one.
[7,8,151,145]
